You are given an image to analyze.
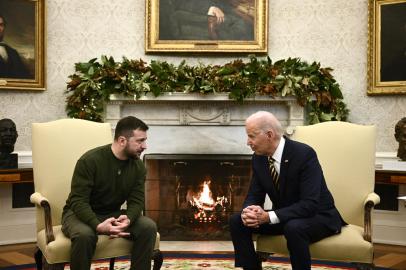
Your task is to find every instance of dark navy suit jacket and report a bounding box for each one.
[243,138,345,232]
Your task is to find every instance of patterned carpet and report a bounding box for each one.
[1,243,404,269]
[5,253,388,270]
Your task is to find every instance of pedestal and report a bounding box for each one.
[0,153,18,169]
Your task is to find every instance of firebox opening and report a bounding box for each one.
[144,154,252,241]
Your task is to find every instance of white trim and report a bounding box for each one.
[0,217,36,245]
[16,151,33,167]
[375,152,406,171]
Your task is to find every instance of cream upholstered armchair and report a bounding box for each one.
[30,119,162,270]
[256,121,380,269]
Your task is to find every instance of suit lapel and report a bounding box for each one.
[260,156,279,203]
[257,155,279,201]
[279,138,293,194]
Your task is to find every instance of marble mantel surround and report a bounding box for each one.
[104,93,305,155]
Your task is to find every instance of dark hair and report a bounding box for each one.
[114,116,148,140]
[395,117,406,141]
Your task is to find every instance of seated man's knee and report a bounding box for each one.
[144,217,157,234]
[229,213,243,230]
[72,226,97,244]
[130,216,157,236]
[283,219,307,239]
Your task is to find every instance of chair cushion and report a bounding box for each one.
[256,224,373,263]
[37,225,160,264]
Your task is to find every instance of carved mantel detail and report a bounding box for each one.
[179,105,230,125]
[105,93,305,133]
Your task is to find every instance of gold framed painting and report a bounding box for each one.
[368,0,406,95]
[0,0,45,90]
[145,0,268,53]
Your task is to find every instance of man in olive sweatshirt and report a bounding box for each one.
[61,116,157,270]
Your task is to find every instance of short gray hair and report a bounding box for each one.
[247,111,284,138]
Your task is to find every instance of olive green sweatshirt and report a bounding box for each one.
[63,144,146,230]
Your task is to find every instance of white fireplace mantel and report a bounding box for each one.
[104,93,305,156]
[105,93,305,131]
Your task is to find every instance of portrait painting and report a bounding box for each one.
[145,0,268,53]
[368,0,406,95]
[0,0,45,90]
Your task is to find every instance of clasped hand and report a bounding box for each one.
[241,205,268,228]
[96,215,131,238]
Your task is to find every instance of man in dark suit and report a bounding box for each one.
[0,14,30,79]
[229,111,346,270]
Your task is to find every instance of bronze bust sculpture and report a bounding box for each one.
[395,117,406,161]
[0,118,18,168]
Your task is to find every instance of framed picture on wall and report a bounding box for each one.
[145,0,268,53]
[0,0,45,91]
[368,0,406,95]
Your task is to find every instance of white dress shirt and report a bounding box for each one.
[268,136,285,224]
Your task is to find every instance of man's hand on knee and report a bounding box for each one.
[115,215,130,228]
[110,215,131,238]
[96,217,117,235]
[242,205,260,228]
[95,217,129,237]
[242,205,269,228]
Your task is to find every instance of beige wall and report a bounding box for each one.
[0,0,405,153]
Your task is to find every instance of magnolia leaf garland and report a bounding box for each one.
[66,55,349,124]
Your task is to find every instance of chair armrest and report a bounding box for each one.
[363,192,380,242]
[364,192,380,206]
[30,192,56,243]
[30,192,49,205]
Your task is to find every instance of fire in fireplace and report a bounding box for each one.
[179,175,230,229]
[144,154,252,240]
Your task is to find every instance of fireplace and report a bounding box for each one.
[105,93,305,240]
[144,154,252,240]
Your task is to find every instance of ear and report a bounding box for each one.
[266,130,273,139]
[117,136,127,146]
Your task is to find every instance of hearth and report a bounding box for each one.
[144,154,252,240]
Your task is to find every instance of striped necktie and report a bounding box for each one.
[268,157,279,190]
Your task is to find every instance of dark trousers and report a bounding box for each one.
[229,213,336,270]
[62,209,157,270]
